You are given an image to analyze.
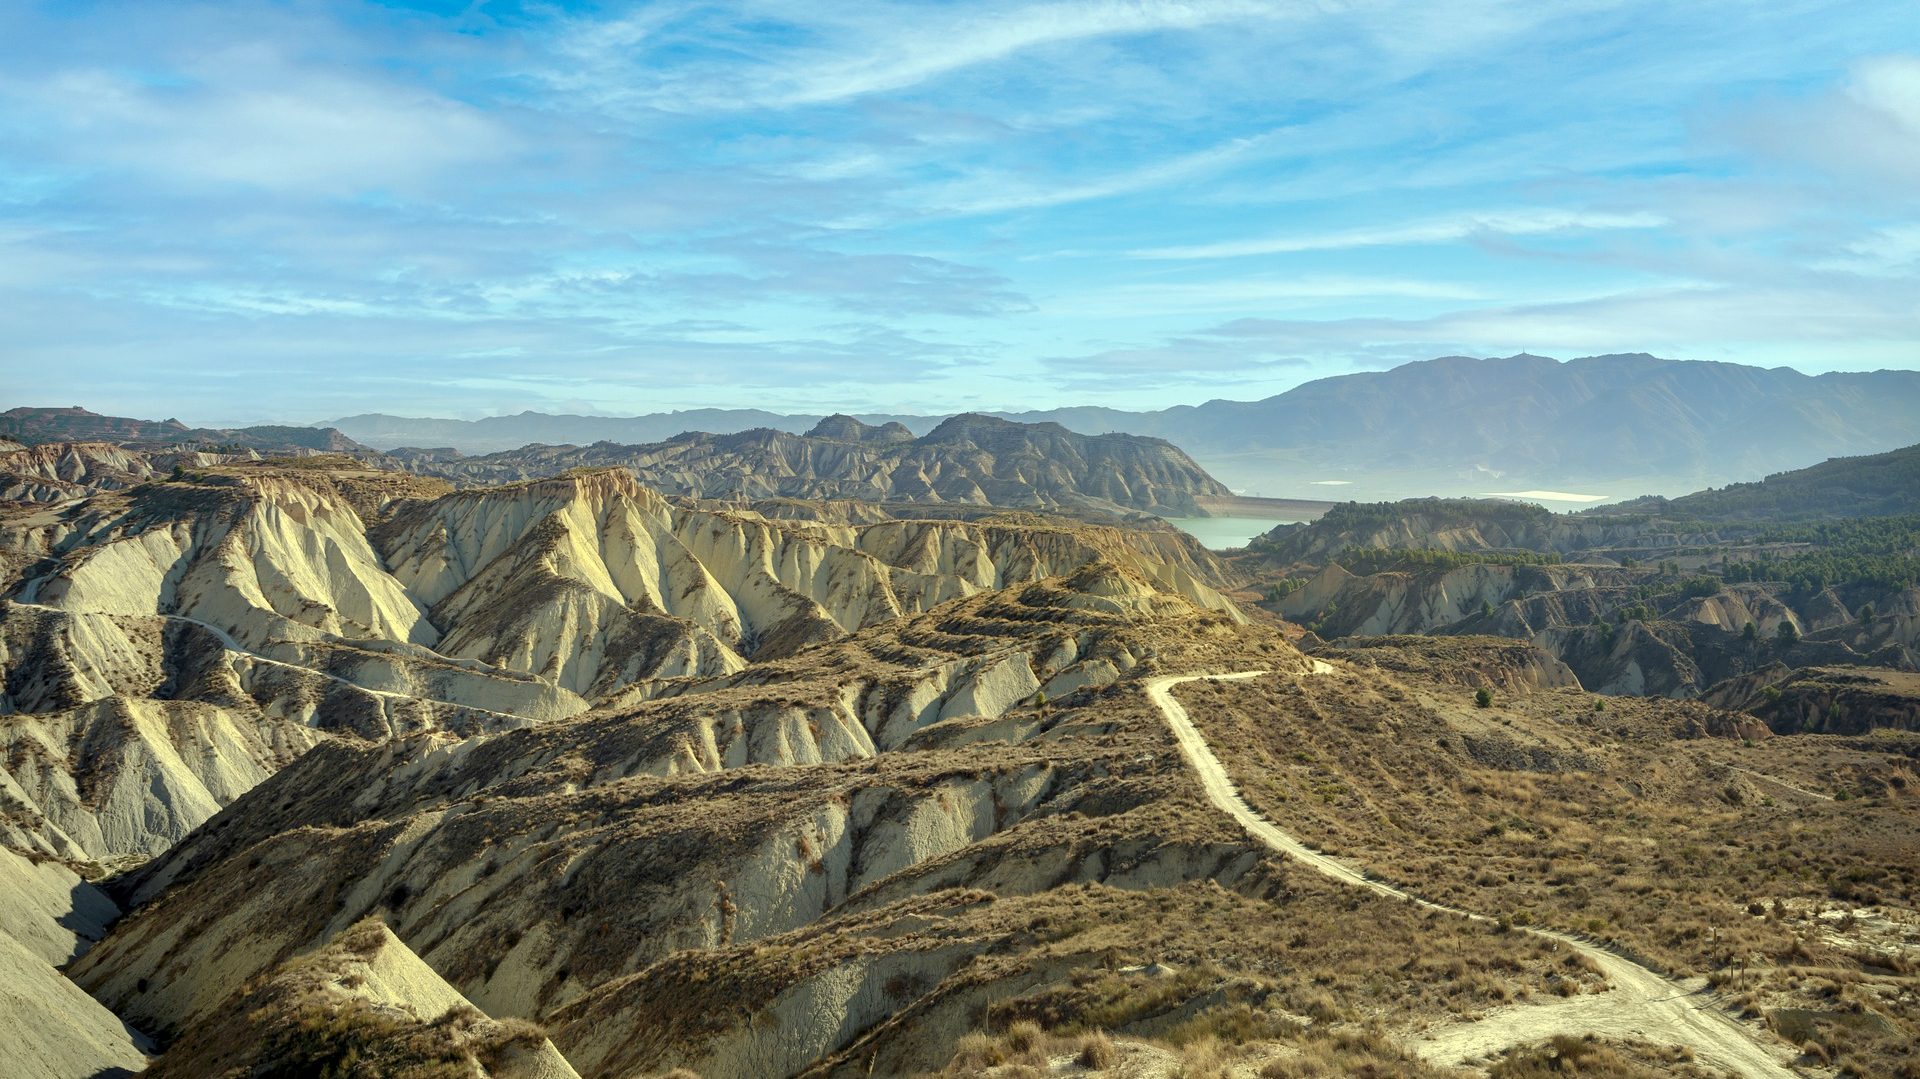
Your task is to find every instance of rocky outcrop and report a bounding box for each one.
[805,414,914,444]
[1273,558,1916,699]
[0,695,326,862]
[0,459,1278,1076]
[1,442,159,503]
[1250,497,1726,566]
[1275,562,1636,639]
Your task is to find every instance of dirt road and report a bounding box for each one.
[8,600,537,727]
[1145,669,1800,1077]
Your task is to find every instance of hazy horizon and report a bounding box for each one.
[4,2,1919,423]
[12,349,1914,434]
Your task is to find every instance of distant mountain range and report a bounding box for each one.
[320,354,1920,497]
[13,353,1920,502]
[0,406,369,454]
[379,413,1229,517]
[321,407,935,454]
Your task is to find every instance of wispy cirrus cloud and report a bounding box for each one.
[927,129,1286,216]
[2,1,1918,423]
[1130,209,1669,259]
[552,0,1290,113]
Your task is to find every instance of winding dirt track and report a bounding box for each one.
[1145,669,1799,1078]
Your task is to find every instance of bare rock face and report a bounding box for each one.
[0,455,1282,1078]
[0,442,165,503]
[1275,562,1637,639]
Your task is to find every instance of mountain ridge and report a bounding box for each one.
[1,407,371,455]
[312,353,1920,495]
[375,412,1231,518]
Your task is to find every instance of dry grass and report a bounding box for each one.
[1173,660,1920,1078]
[934,1021,1462,1079]
[564,868,1586,1077]
[1485,1034,1722,1078]
[880,868,1593,1076]
[1254,1028,1463,1078]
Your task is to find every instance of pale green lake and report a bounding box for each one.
[1162,516,1301,550]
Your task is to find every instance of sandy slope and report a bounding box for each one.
[0,846,148,1079]
[1145,669,1801,1078]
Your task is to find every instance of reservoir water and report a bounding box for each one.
[1161,516,1300,551]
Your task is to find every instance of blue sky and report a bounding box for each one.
[2,0,1918,424]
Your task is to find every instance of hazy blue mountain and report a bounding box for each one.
[1003,353,1920,481]
[323,409,941,454]
[319,354,1920,495]
[2,407,369,453]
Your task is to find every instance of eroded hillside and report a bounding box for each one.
[1242,488,1920,707]
[51,568,1918,1077]
[0,458,1236,867]
[5,455,1914,1079]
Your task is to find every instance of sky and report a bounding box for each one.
[2,0,1918,425]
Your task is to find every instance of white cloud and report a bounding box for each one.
[14,52,510,194]
[1130,209,1669,259]
[1047,275,1487,317]
[628,0,1289,111]
[1718,53,1920,192]
[927,130,1280,215]
[1847,54,1920,136]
